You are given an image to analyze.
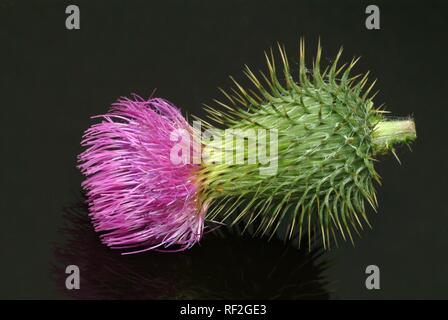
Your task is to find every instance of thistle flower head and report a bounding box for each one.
[77,40,417,253]
[78,96,205,254]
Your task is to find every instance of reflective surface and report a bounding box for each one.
[52,200,331,299]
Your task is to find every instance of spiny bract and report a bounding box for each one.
[198,40,416,249]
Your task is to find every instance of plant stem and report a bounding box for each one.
[372,119,416,154]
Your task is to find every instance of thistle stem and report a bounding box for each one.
[372,119,416,154]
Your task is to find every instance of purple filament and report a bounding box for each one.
[78,95,204,254]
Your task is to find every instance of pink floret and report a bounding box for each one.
[78,95,204,254]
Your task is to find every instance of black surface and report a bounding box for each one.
[1,0,447,299]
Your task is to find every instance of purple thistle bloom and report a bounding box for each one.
[78,95,205,254]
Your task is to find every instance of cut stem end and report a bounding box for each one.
[372,118,416,155]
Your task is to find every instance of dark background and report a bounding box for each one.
[1,0,447,299]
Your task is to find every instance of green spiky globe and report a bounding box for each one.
[197,40,416,248]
